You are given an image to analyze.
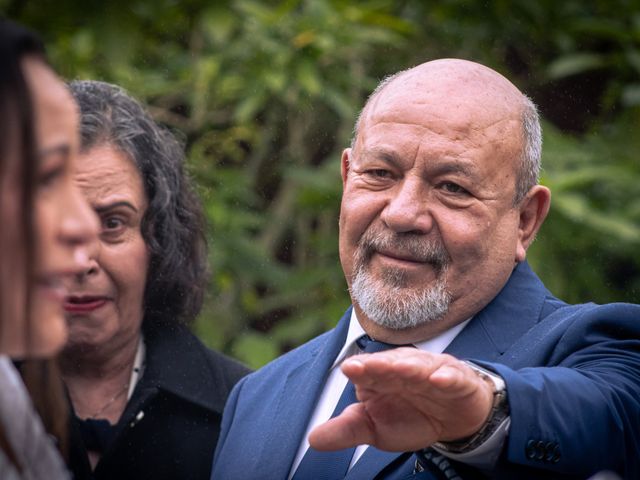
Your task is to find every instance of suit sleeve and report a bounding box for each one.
[474,304,640,479]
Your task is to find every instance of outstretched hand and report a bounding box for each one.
[308,348,494,452]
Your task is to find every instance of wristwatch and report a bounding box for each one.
[432,361,509,454]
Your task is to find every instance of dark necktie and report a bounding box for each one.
[291,335,399,480]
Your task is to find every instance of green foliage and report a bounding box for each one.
[5,0,639,367]
[530,113,640,304]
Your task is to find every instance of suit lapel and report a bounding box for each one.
[257,309,352,479]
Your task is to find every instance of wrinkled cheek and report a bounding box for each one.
[338,232,356,282]
[339,194,386,278]
[443,235,488,295]
[447,231,485,264]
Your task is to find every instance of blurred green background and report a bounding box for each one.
[5,0,639,368]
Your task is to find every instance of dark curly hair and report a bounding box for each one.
[68,80,207,325]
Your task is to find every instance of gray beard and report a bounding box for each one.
[349,228,452,330]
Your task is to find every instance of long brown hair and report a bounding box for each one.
[0,18,69,465]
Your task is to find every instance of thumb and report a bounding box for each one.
[308,403,373,451]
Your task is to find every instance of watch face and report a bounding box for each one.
[463,361,506,390]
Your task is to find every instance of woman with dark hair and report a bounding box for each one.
[61,80,250,480]
[0,19,98,479]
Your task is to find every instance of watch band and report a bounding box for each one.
[432,361,509,454]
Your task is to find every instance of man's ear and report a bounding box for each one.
[516,185,551,262]
[341,148,351,186]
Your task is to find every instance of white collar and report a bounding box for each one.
[331,309,472,369]
[126,335,146,400]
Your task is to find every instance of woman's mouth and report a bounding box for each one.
[64,295,108,314]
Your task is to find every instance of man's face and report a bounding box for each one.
[339,67,530,342]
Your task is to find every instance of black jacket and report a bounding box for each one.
[68,323,250,480]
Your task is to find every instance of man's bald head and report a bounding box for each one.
[351,59,541,204]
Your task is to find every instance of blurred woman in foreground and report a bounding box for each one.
[0,19,98,479]
[62,80,249,480]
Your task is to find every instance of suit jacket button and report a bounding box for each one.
[525,439,537,459]
[551,444,561,463]
[535,441,546,460]
[544,442,555,462]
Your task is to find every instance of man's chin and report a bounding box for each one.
[352,282,450,329]
[365,309,448,331]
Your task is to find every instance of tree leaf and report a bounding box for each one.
[547,53,607,79]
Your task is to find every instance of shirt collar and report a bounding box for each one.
[126,335,145,400]
[332,309,472,369]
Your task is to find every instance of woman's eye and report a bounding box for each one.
[103,217,124,230]
[38,166,63,188]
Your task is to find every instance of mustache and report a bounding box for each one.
[355,227,450,270]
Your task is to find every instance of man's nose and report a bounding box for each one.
[380,178,433,234]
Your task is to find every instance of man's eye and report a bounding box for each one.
[366,169,392,179]
[441,182,468,194]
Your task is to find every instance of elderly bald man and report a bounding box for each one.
[212,59,640,480]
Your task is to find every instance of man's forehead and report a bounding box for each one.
[358,101,522,156]
[363,60,524,129]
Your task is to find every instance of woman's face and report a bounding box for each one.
[0,57,99,358]
[63,145,149,359]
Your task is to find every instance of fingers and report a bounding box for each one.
[342,350,475,397]
[342,348,438,385]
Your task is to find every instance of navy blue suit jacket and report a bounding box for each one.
[212,262,640,479]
